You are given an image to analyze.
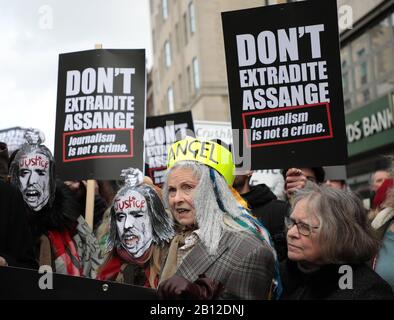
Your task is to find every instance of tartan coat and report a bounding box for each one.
[175,229,275,300]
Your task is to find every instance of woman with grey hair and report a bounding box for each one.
[158,137,279,300]
[281,183,394,299]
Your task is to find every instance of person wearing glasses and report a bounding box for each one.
[280,183,394,299]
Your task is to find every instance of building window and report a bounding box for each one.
[192,57,200,91]
[186,65,192,97]
[162,0,168,20]
[155,70,161,94]
[167,86,174,113]
[175,23,180,52]
[178,73,184,105]
[183,13,188,45]
[152,29,156,54]
[342,70,349,94]
[189,2,196,34]
[164,40,172,68]
[357,49,368,85]
[341,9,394,110]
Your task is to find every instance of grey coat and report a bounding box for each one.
[175,229,275,300]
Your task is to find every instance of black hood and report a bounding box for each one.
[242,184,277,208]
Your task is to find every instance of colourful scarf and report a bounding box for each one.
[47,228,83,276]
[96,253,123,281]
[235,208,283,300]
[47,216,103,278]
[209,168,283,299]
[97,246,162,288]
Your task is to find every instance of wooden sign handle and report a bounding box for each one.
[83,43,103,229]
[84,43,103,229]
[85,180,95,230]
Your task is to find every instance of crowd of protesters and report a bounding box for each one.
[0,130,393,300]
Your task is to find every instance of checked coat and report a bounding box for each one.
[174,229,275,299]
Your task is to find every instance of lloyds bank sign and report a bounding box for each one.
[345,92,394,157]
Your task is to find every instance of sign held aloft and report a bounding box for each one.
[222,0,347,169]
[55,49,146,180]
[145,111,194,187]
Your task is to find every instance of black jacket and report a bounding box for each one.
[241,184,290,261]
[27,181,82,241]
[0,181,37,269]
[280,259,394,300]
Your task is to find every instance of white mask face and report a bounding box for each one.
[18,151,50,211]
[114,190,153,258]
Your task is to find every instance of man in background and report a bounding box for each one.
[371,169,391,193]
[324,165,347,190]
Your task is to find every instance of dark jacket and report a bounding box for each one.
[0,142,9,182]
[280,259,394,300]
[0,181,37,268]
[26,181,82,268]
[241,184,290,261]
[27,182,81,240]
[26,182,103,277]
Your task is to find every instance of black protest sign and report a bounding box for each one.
[55,49,146,180]
[0,266,157,300]
[222,0,347,169]
[145,111,194,187]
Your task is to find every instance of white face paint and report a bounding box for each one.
[18,151,50,211]
[114,190,153,258]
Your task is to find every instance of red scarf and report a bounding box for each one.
[116,246,153,266]
[96,254,123,281]
[373,179,394,209]
[47,229,82,276]
[96,247,155,286]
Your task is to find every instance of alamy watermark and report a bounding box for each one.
[338,5,353,31]
[338,265,353,290]
[38,265,53,290]
[38,5,53,30]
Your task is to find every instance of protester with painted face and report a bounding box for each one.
[9,131,55,212]
[18,148,52,211]
[158,137,280,300]
[9,129,102,277]
[97,168,174,288]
